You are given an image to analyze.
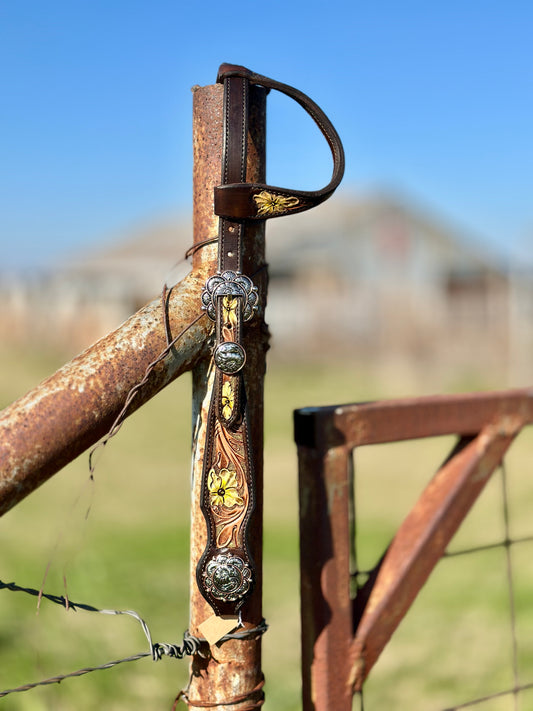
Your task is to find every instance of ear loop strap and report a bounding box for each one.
[214,63,345,220]
[196,73,257,616]
[197,65,345,616]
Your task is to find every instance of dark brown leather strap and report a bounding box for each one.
[197,64,344,617]
[214,63,345,221]
[197,70,257,616]
[218,74,248,273]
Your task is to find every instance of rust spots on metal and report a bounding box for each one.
[337,388,533,447]
[351,424,517,691]
[0,272,211,517]
[187,81,268,710]
[295,389,533,710]
[0,73,268,709]
[192,83,223,273]
[298,441,355,711]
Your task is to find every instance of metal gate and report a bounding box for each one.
[296,389,533,710]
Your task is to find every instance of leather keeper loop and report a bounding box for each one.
[215,63,345,220]
[215,184,315,220]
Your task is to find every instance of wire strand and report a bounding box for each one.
[0,580,268,700]
[0,578,205,698]
[88,310,206,476]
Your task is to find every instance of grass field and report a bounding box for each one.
[1,344,533,710]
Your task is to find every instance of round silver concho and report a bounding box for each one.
[213,342,246,374]
[203,552,253,602]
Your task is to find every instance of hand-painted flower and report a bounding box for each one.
[222,296,238,328]
[253,190,299,216]
[208,467,243,508]
[221,381,234,420]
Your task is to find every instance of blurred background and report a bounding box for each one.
[2,1,533,709]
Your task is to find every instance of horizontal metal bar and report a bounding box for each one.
[0,270,212,517]
[294,388,533,450]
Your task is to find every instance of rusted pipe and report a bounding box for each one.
[186,80,268,710]
[298,440,355,711]
[351,420,520,690]
[0,75,274,519]
[0,270,212,517]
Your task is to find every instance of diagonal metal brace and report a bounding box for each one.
[296,390,533,711]
[351,418,521,690]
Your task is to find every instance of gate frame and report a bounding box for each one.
[295,389,533,710]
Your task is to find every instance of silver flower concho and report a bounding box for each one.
[203,552,253,602]
[201,271,258,323]
[202,271,258,376]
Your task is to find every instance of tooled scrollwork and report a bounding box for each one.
[206,420,250,549]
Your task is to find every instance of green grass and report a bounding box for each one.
[1,345,533,709]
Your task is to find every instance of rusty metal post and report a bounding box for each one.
[186,81,268,708]
[296,411,356,711]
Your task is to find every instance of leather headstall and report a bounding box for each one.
[197,64,345,616]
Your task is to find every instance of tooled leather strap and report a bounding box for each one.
[214,63,345,221]
[197,65,344,617]
[197,70,257,616]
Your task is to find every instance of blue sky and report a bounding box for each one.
[1,1,532,270]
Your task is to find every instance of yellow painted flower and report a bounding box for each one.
[222,296,238,328]
[221,380,234,420]
[253,190,299,217]
[208,468,243,508]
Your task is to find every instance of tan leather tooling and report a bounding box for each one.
[196,64,345,616]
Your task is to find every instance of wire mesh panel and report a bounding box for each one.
[295,390,533,711]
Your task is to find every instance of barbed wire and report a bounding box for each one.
[0,577,204,698]
[0,578,268,699]
[0,237,272,701]
[0,649,174,699]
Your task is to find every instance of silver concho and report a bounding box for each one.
[214,342,246,374]
[201,271,259,322]
[203,552,253,602]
